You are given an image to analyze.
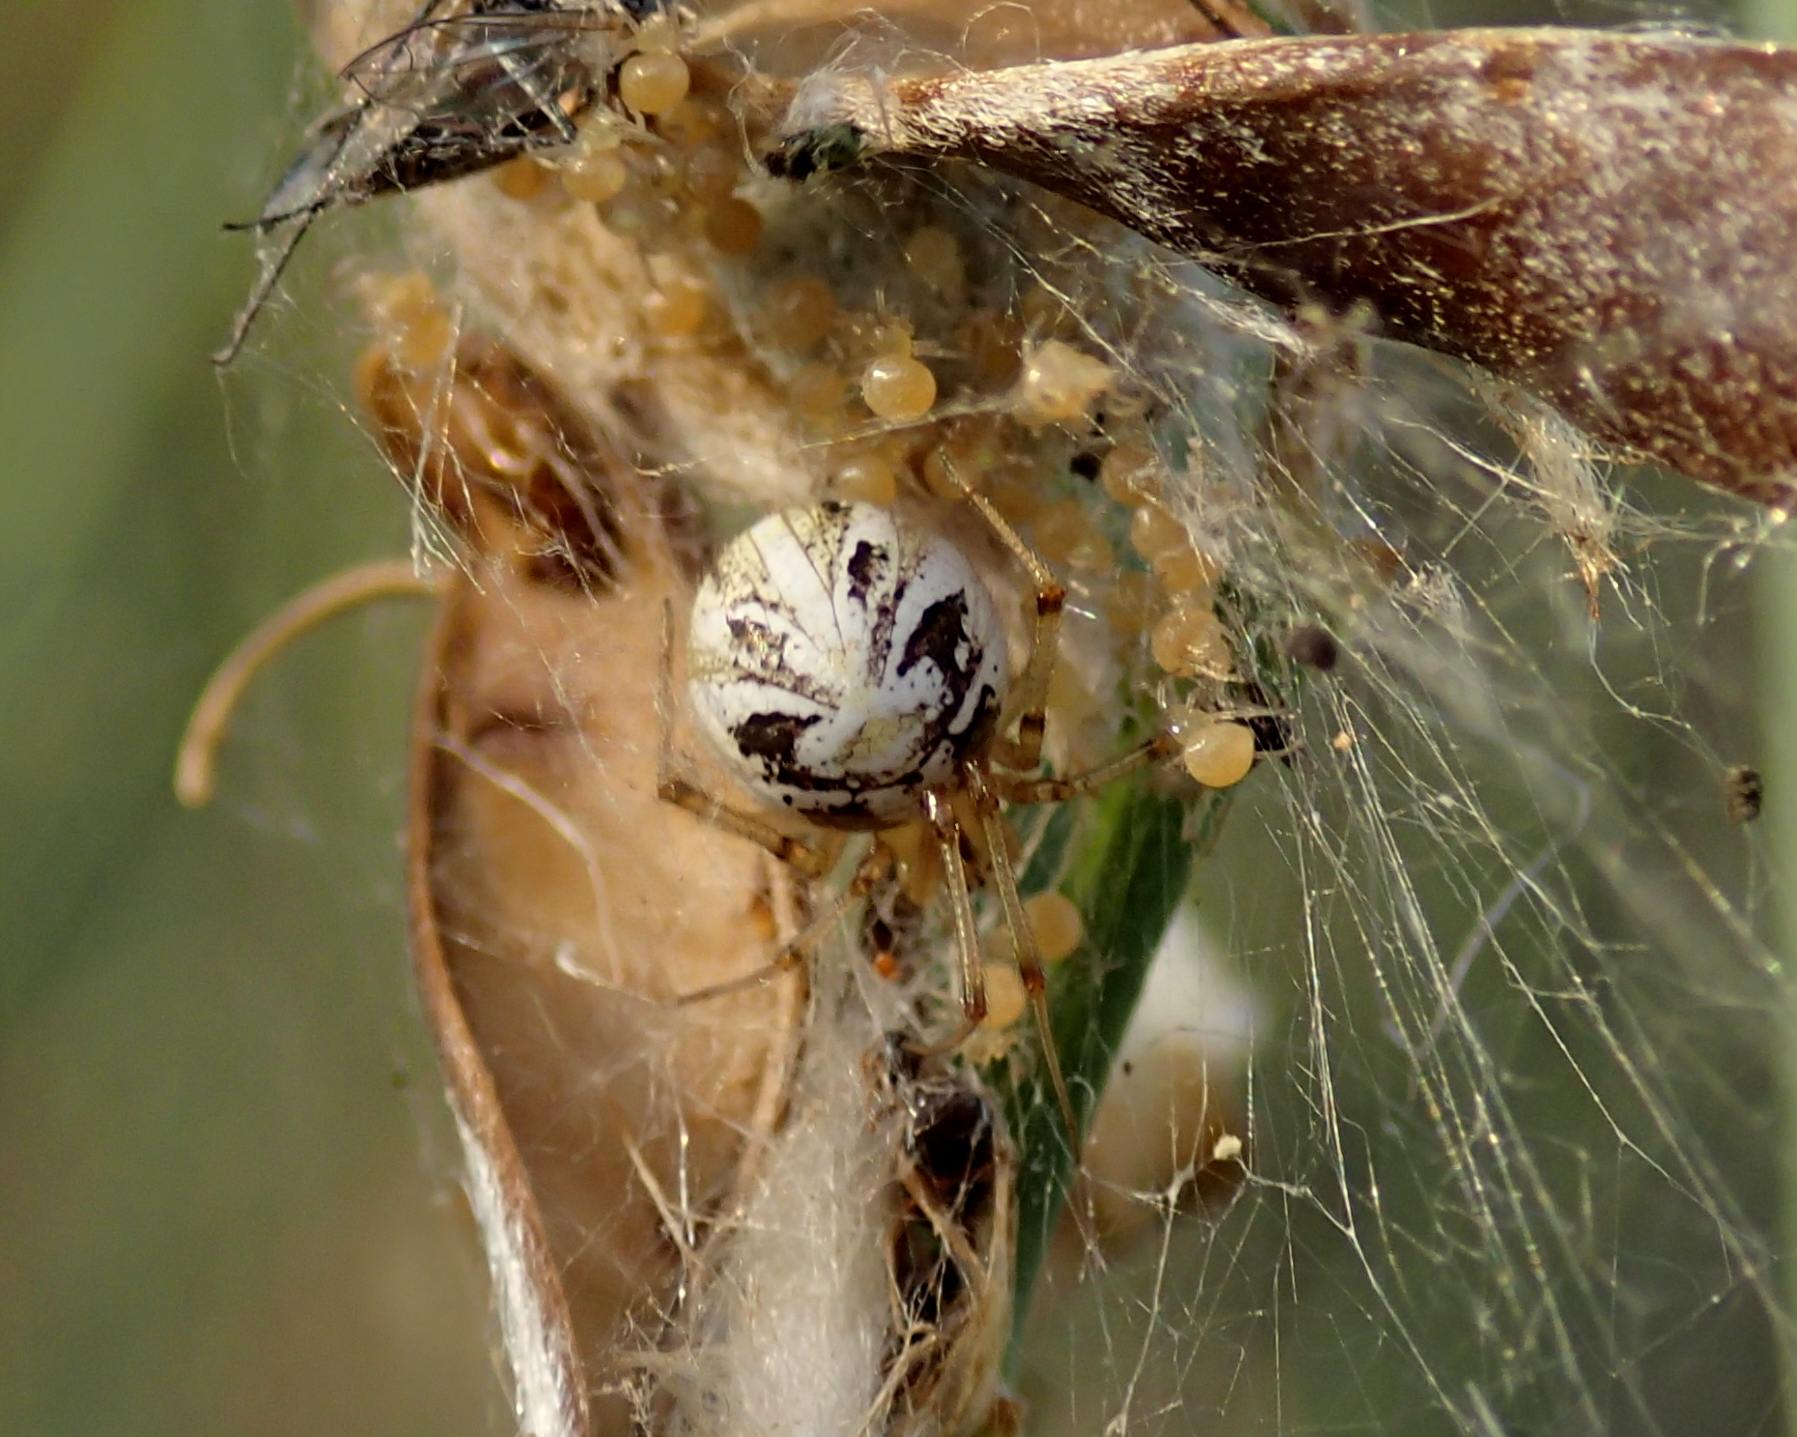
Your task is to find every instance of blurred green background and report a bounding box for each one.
[2,3,1792,1436]
[0,5,498,1433]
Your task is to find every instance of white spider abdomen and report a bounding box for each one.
[687,501,1008,828]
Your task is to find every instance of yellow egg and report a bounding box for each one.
[396,306,456,371]
[1181,720,1256,788]
[1129,501,1189,563]
[493,155,548,200]
[790,362,848,417]
[561,147,628,203]
[827,454,899,505]
[632,13,682,52]
[681,143,739,200]
[1024,891,1084,964]
[1151,604,1230,676]
[1100,443,1157,504]
[1153,543,1223,597]
[862,355,937,421]
[618,52,690,115]
[904,225,965,296]
[980,963,1029,1030]
[703,197,763,255]
[763,276,837,350]
[641,275,708,337]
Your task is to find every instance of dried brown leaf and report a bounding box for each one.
[790,29,1797,506]
[380,337,804,1436]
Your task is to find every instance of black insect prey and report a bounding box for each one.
[215,0,657,365]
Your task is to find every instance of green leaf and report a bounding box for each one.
[997,778,1231,1341]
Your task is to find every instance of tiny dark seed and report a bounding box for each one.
[1287,624,1340,671]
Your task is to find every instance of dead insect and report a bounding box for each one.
[215,0,653,365]
[763,121,866,183]
[1725,764,1764,824]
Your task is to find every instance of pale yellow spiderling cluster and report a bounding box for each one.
[338,0,1266,821]
[242,5,1273,1435]
[315,4,1283,1121]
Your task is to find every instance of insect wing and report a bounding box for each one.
[240,106,359,227]
[249,8,611,227]
[241,101,427,229]
[338,9,614,117]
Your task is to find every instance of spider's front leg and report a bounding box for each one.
[965,768,1080,1145]
[671,845,892,1008]
[992,731,1181,806]
[918,781,1081,1147]
[916,787,989,1052]
[928,456,1065,772]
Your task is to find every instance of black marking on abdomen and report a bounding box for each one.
[729,587,996,826]
[732,710,820,776]
[898,593,971,680]
[896,591,992,763]
[724,608,834,706]
[846,540,890,606]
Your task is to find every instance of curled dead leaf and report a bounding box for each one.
[373,332,806,1436]
[779,28,1797,507]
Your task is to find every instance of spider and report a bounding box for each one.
[657,473,1177,1137]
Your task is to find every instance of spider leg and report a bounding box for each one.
[673,845,891,1006]
[912,784,1080,1150]
[658,773,835,878]
[656,601,833,879]
[993,731,1179,806]
[965,767,1080,1148]
[927,456,1064,772]
[910,789,988,1056]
